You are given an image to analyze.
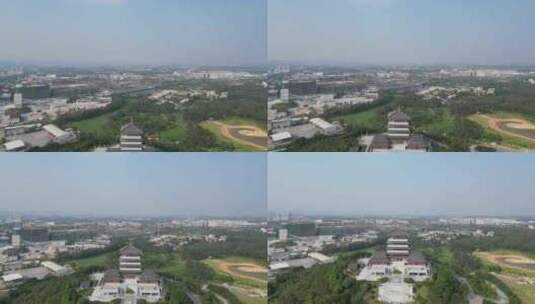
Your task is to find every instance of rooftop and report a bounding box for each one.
[139,270,159,284]
[370,134,390,150]
[369,251,389,265]
[120,121,143,136]
[407,251,427,264]
[120,245,143,257]
[271,131,292,142]
[3,139,25,151]
[102,269,121,284]
[407,134,428,150]
[2,273,23,282]
[43,124,69,138]
[388,110,410,122]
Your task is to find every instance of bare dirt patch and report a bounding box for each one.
[480,115,535,141]
[210,259,267,282]
[205,121,267,150]
[475,252,535,273]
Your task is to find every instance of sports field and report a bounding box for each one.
[205,258,268,304]
[469,113,535,149]
[475,251,535,274]
[201,119,267,151]
[206,258,267,283]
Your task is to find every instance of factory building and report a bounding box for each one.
[17,85,51,100]
[288,80,318,95]
[3,140,26,152]
[19,228,49,243]
[43,124,76,144]
[269,131,293,148]
[309,118,341,136]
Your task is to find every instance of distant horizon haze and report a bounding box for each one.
[0,0,267,66]
[269,0,535,66]
[268,154,535,217]
[0,154,267,218]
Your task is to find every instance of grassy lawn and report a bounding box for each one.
[143,252,186,278]
[67,112,117,139]
[222,116,267,131]
[412,108,456,138]
[335,108,386,131]
[66,252,115,271]
[497,275,535,304]
[211,256,266,266]
[414,283,431,303]
[159,115,188,143]
[226,285,267,304]
[475,251,535,303]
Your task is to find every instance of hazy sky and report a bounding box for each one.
[0,0,266,66]
[268,154,535,217]
[0,153,266,217]
[269,0,535,65]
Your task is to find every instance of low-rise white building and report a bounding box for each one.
[41,261,72,276]
[3,139,26,152]
[308,252,335,264]
[270,131,293,147]
[43,124,75,144]
[310,118,340,136]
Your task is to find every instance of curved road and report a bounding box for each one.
[456,275,509,304]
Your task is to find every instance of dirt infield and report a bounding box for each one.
[475,252,535,273]
[478,114,535,141]
[210,259,267,282]
[205,121,267,150]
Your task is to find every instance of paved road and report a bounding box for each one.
[166,277,202,304]
[202,284,229,304]
[457,275,509,304]
[186,291,202,304]
[457,276,484,304]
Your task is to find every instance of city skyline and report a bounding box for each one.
[0,153,267,217]
[268,153,535,217]
[269,0,535,65]
[0,0,266,66]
